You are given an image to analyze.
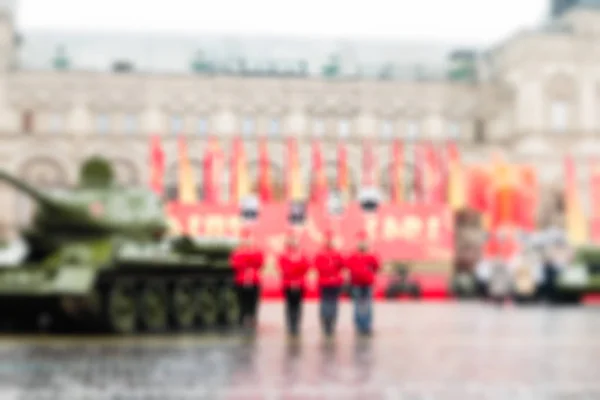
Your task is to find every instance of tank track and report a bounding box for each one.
[0,266,241,335]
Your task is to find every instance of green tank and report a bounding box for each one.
[0,157,240,334]
[556,245,600,304]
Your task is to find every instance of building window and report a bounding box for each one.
[474,120,486,143]
[381,120,393,138]
[124,114,137,134]
[49,113,63,134]
[170,115,183,134]
[338,119,350,137]
[197,117,208,136]
[242,117,255,136]
[96,114,109,134]
[406,120,419,139]
[22,110,34,133]
[551,101,568,133]
[268,118,280,136]
[313,118,325,136]
[448,121,461,139]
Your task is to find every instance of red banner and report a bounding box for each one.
[591,220,600,243]
[166,202,454,262]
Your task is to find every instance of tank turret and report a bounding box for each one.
[0,157,169,262]
[0,157,168,240]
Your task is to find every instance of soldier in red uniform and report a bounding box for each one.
[277,230,310,337]
[346,231,380,336]
[230,227,265,333]
[313,230,345,337]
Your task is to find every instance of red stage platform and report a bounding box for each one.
[260,275,600,303]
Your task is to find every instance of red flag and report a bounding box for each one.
[517,165,537,231]
[177,136,197,204]
[202,136,220,204]
[337,143,349,200]
[286,137,294,200]
[564,155,587,244]
[413,143,425,203]
[258,137,272,202]
[230,136,249,204]
[467,165,491,215]
[422,142,442,205]
[433,145,448,205]
[431,145,446,205]
[286,137,303,201]
[362,139,376,187]
[591,160,600,222]
[311,140,327,204]
[488,153,517,230]
[590,160,600,242]
[391,140,403,203]
[230,137,240,203]
[483,154,517,259]
[447,142,465,210]
[485,156,522,262]
[149,135,165,195]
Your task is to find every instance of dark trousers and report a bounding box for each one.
[236,285,260,327]
[542,263,558,301]
[284,287,303,335]
[475,280,489,298]
[352,286,373,334]
[319,286,341,336]
[514,294,535,304]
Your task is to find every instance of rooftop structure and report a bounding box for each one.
[0,0,484,81]
[550,0,600,18]
[15,30,479,81]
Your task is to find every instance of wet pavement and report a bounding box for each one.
[0,301,600,399]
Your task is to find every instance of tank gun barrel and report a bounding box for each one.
[0,170,65,210]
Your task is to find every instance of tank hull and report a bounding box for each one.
[0,265,241,334]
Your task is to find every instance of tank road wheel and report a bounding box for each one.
[139,281,169,333]
[218,284,240,328]
[197,285,219,329]
[104,280,139,334]
[170,279,198,331]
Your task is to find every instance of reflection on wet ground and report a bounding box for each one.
[0,302,600,399]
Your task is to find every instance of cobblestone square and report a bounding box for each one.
[0,302,599,399]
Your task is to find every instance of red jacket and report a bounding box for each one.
[230,246,264,286]
[346,251,380,286]
[278,249,310,289]
[314,248,345,287]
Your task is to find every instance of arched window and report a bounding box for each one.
[338,119,350,138]
[406,120,420,140]
[313,118,325,137]
[123,114,138,134]
[170,115,184,135]
[22,110,34,133]
[268,118,280,136]
[16,158,67,225]
[242,117,255,136]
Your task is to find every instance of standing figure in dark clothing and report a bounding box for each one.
[542,256,558,302]
[346,231,380,336]
[313,230,345,337]
[230,227,265,333]
[488,258,512,306]
[277,231,309,337]
[541,230,568,303]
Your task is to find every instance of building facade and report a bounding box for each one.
[551,0,600,18]
[2,3,600,229]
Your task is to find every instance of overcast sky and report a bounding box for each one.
[16,0,548,45]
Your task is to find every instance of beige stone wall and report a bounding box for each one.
[2,9,600,228]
